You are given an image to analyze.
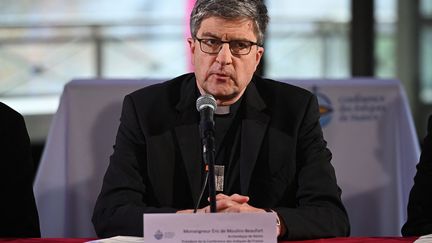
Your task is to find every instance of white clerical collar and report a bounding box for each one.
[215,105,230,115]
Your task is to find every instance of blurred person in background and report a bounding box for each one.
[0,102,40,237]
[402,114,432,236]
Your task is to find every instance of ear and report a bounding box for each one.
[254,46,264,69]
[187,38,196,65]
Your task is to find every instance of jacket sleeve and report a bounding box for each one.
[401,115,432,236]
[276,94,350,240]
[92,95,177,238]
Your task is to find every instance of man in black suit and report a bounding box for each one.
[0,102,40,237]
[92,0,350,240]
[402,115,432,236]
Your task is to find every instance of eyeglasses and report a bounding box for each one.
[194,36,261,55]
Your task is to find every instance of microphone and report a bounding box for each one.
[196,94,217,139]
[196,94,217,213]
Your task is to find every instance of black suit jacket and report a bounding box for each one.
[0,102,40,237]
[402,115,432,236]
[92,73,350,240]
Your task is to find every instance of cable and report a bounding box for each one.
[194,171,209,213]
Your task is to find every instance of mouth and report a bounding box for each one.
[209,72,231,82]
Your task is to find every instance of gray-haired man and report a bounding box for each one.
[92,0,350,240]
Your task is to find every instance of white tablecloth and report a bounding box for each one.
[34,78,420,237]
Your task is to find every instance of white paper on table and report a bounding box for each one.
[414,234,432,243]
[144,212,277,243]
[86,236,144,243]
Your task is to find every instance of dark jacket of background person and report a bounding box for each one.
[0,102,40,237]
[92,73,350,240]
[402,115,432,236]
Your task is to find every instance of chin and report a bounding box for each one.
[204,85,238,98]
[214,93,239,103]
[208,90,231,97]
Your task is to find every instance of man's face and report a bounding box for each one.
[188,17,264,106]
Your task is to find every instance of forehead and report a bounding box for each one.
[197,17,257,40]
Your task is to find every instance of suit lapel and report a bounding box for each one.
[239,80,270,194]
[174,76,202,206]
[175,122,202,206]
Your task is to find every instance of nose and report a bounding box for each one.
[215,43,232,65]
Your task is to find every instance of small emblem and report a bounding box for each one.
[154,230,163,240]
[215,165,225,192]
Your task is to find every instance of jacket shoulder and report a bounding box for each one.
[124,73,194,112]
[253,76,314,105]
[129,73,193,99]
[0,102,25,127]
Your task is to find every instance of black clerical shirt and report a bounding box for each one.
[199,97,243,207]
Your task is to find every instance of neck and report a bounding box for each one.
[215,105,230,115]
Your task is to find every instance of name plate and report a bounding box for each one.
[143,213,277,243]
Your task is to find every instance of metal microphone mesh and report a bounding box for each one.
[196,94,217,112]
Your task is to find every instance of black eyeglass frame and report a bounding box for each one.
[194,36,262,55]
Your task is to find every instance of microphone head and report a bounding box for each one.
[196,94,217,112]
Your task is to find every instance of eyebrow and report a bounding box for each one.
[199,32,221,39]
[199,32,252,42]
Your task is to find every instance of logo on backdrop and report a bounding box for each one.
[312,86,333,127]
[338,94,387,122]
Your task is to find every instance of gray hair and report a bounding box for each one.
[190,0,269,46]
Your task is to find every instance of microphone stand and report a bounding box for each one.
[197,94,218,213]
[202,126,217,213]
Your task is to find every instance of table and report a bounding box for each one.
[34,78,420,237]
[0,239,94,243]
[0,237,419,243]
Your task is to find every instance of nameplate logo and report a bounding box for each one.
[143,213,277,243]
